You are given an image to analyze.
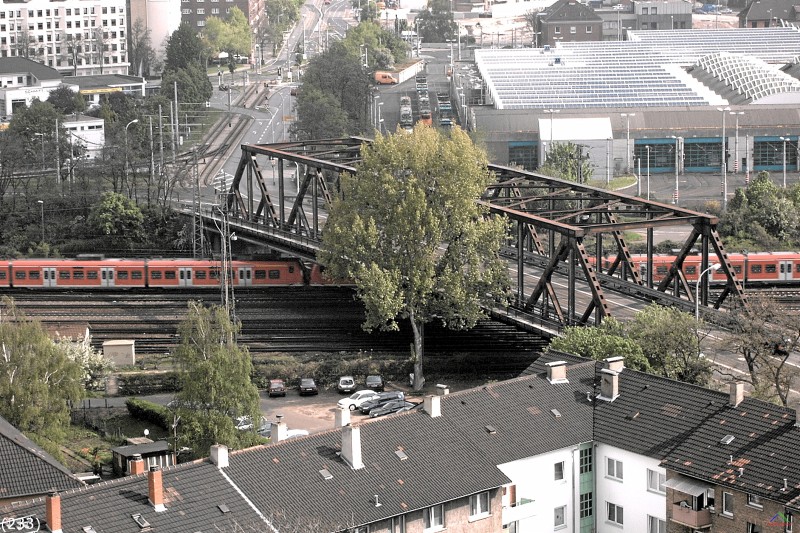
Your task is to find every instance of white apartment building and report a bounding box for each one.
[0,0,130,77]
[64,114,104,159]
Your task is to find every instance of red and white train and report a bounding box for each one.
[602,252,800,284]
[0,258,333,289]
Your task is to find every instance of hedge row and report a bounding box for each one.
[126,398,170,431]
[117,371,180,396]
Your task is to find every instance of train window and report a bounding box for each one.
[195,271,206,279]
[210,269,220,280]
[117,271,129,280]
[165,271,176,280]
[15,271,26,279]
[268,270,281,279]
[766,265,776,273]
[151,271,162,279]
[131,271,143,279]
[255,270,267,279]
[87,271,98,280]
[656,266,668,275]
[73,270,84,279]
[29,271,40,279]
[734,265,742,274]
[685,266,697,275]
[288,266,295,273]
[0,271,5,279]
[751,265,762,273]
[59,271,71,279]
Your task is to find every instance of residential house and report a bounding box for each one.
[0,57,75,117]
[739,0,800,27]
[535,0,604,47]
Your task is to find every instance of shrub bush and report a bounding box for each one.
[126,398,170,430]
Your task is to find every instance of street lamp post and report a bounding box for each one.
[717,106,730,209]
[543,109,560,163]
[124,119,139,187]
[606,137,612,185]
[671,135,680,204]
[37,200,44,243]
[614,4,624,40]
[780,136,788,188]
[645,145,651,200]
[621,113,635,173]
[730,111,744,174]
[695,263,721,321]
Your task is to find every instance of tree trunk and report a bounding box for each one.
[410,313,425,392]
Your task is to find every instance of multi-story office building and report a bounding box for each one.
[0,0,129,76]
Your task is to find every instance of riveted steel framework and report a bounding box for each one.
[221,138,746,327]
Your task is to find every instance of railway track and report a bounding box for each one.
[4,288,549,357]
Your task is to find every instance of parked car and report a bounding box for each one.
[337,376,356,394]
[337,390,380,411]
[268,379,287,397]
[358,391,405,414]
[298,378,319,395]
[365,375,385,392]
[369,400,417,418]
[235,415,267,431]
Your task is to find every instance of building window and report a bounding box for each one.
[748,524,763,533]
[647,469,665,493]
[554,461,565,481]
[390,515,405,533]
[607,502,624,526]
[554,506,566,529]
[747,494,763,508]
[570,26,576,34]
[586,25,592,32]
[469,492,490,518]
[579,447,592,473]
[722,492,734,516]
[642,7,648,14]
[423,504,444,531]
[606,458,623,480]
[648,516,666,533]
[579,492,592,518]
[197,8,205,14]
[651,7,657,14]
[554,25,561,34]
[503,522,518,533]
[197,20,205,26]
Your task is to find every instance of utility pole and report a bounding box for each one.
[55,119,60,186]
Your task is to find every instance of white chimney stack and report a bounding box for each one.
[341,424,364,470]
[435,384,450,396]
[729,381,744,407]
[210,444,229,469]
[605,356,624,372]
[335,407,351,428]
[423,395,441,418]
[271,415,288,442]
[599,368,619,401]
[546,361,568,384]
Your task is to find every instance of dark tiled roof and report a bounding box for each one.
[661,398,800,509]
[0,58,62,81]
[1,461,267,532]
[111,441,171,457]
[739,0,797,22]
[63,74,145,90]
[0,416,83,499]
[541,0,603,22]
[440,366,594,464]
[225,410,510,530]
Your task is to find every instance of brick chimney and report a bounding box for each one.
[271,415,288,442]
[423,395,441,418]
[147,466,166,512]
[729,381,744,407]
[546,361,568,384]
[341,424,364,470]
[599,368,619,401]
[210,444,228,468]
[334,406,351,428]
[45,492,62,533]
[605,356,624,372]
[129,453,145,475]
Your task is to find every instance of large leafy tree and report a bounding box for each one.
[291,86,350,140]
[548,317,650,371]
[203,8,252,73]
[320,127,509,390]
[538,142,594,183]
[165,22,206,70]
[173,302,261,456]
[47,85,86,115]
[415,0,457,43]
[86,192,146,251]
[0,298,83,442]
[160,63,213,108]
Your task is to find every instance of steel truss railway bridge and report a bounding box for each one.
[184,136,747,332]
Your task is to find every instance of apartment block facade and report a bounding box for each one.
[0,0,129,76]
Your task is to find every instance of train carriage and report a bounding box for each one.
[8,259,147,288]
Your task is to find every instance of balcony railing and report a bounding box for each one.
[503,498,536,524]
[670,503,712,528]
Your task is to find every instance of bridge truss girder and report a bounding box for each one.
[222,139,747,328]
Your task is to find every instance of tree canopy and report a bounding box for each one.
[548,317,650,372]
[86,192,146,251]
[0,297,84,442]
[415,0,457,43]
[320,127,509,390]
[538,142,594,183]
[47,85,86,115]
[172,302,262,456]
[165,22,206,70]
[203,7,252,72]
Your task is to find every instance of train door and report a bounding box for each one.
[779,260,793,281]
[237,267,252,286]
[178,268,193,287]
[100,268,115,287]
[42,267,57,288]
